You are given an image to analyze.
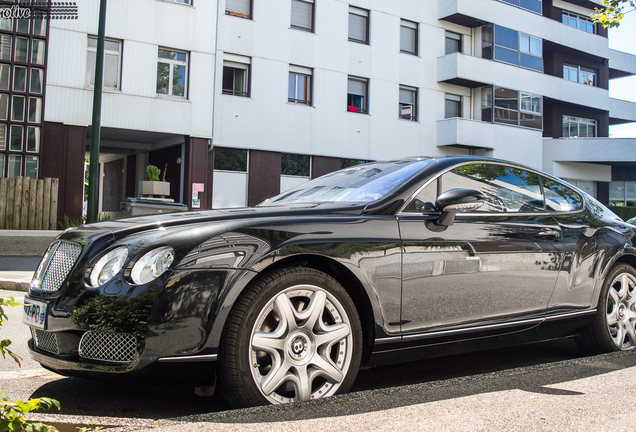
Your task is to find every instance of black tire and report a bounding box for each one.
[578,263,636,354]
[218,266,363,407]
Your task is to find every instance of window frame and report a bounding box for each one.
[445,31,462,55]
[291,0,314,32]
[226,0,252,19]
[399,85,417,121]
[222,56,251,97]
[281,153,311,178]
[444,94,462,119]
[86,35,123,90]
[485,25,543,72]
[562,11,595,34]
[483,86,543,130]
[400,19,418,55]
[401,162,584,215]
[213,147,249,173]
[347,75,369,114]
[348,6,369,44]
[562,115,597,138]
[156,48,189,98]
[288,65,313,105]
[563,63,596,86]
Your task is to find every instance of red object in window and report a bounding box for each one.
[347,105,359,113]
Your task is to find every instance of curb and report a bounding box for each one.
[0,279,30,292]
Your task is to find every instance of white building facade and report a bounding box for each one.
[8,0,635,218]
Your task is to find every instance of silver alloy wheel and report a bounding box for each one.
[606,271,636,349]
[249,284,353,404]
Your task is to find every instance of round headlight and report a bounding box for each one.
[88,246,128,288]
[130,246,175,285]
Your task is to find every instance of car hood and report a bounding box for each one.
[56,203,367,249]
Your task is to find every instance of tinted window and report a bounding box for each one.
[405,164,545,213]
[214,147,248,172]
[543,179,583,212]
[442,165,543,212]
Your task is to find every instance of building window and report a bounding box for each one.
[0,34,11,61]
[0,153,4,177]
[445,31,462,55]
[563,64,596,86]
[482,25,542,72]
[86,36,122,90]
[562,115,596,138]
[222,55,250,97]
[347,76,368,114]
[226,0,252,19]
[609,181,636,207]
[214,147,248,172]
[562,11,595,34]
[482,86,542,130]
[400,19,418,55]
[288,65,312,105]
[399,85,417,121]
[498,0,542,14]
[445,94,462,119]
[348,6,369,44]
[156,48,188,97]
[8,153,21,177]
[291,0,314,32]
[281,153,310,177]
[25,155,37,179]
[341,158,367,169]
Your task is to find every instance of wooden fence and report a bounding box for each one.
[0,177,59,230]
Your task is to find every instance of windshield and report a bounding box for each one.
[259,159,434,206]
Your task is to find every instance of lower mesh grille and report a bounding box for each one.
[79,331,137,364]
[32,328,59,354]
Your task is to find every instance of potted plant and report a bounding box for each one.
[139,164,170,198]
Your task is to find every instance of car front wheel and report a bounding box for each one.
[219,267,362,407]
[579,263,636,353]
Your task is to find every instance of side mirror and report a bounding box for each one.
[428,188,484,231]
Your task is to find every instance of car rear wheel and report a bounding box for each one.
[579,263,636,353]
[219,267,362,407]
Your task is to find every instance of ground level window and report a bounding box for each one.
[282,153,310,177]
[214,147,248,172]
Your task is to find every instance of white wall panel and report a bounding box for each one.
[213,171,248,208]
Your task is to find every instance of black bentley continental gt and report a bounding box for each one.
[24,156,636,407]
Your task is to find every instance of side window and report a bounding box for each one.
[543,179,583,212]
[440,164,544,213]
[404,179,438,212]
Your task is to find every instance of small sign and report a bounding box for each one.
[192,183,205,192]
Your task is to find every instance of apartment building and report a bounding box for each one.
[2,0,635,219]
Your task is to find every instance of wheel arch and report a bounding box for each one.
[210,253,377,366]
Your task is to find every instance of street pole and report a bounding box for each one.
[87,0,107,223]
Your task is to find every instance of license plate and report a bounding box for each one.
[23,298,48,330]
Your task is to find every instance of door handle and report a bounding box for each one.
[538,229,561,239]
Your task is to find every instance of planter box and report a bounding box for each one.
[139,181,170,197]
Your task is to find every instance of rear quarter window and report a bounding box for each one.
[543,179,583,212]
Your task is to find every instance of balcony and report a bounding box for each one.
[438,0,608,59]
[544,137,636,164]
[438,53,610,111]
[609,98,636,125]
[609,49,636,79]
[438,117,542,149]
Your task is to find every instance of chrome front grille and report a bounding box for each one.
[32,328,59,354]
[79,331,137,364]
[35,241,82,292]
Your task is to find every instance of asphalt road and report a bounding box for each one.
[2,289,636,431]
